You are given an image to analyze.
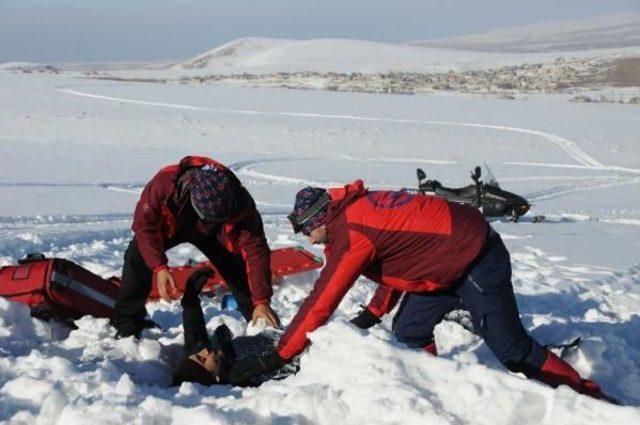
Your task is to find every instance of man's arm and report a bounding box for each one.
[229,229,376,385]
[131,171,172,272]
[276,230,376,360]
[234,204,273,306]
[181,268,215,355]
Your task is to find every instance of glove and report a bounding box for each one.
[229,351,285,386]
[350,306,381,329]
[182,267,215,307]
[184,267,215,297]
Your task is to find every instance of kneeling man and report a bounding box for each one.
[230,180,609,400]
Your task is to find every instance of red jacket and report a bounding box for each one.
[132,156,272,305]
[277,180,488,359]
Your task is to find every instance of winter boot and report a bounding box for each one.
[532,351,608,400]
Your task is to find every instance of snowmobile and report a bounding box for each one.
[415,165,533,222]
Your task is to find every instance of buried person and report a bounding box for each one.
[112,156,279,339]
[229,181,613,401]
[172,268,297,387]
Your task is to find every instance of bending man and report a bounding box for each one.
[113,156,279,338]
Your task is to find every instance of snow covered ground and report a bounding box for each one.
[1,71,640,424]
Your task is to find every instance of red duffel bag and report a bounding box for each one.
[0,253,119,321]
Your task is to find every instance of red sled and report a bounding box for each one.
[0,247,323,319]
[147,246,323,301]
[0,254,119,321]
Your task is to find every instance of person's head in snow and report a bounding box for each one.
[172,346,230,386]
[229,180,614,402]
[173,268,296,387]
[112,156,280,340]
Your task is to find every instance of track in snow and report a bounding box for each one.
[58,84,609,169]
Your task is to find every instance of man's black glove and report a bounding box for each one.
[182,267,215,306]
[229,351,285,386]
[214,324,237,362]
[350,306,381,329]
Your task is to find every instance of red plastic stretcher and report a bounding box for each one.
[147,246,324,300]
[0,247,323,319]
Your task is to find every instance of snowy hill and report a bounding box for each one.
[171,37,509,73]
[168,14,640,75]
[169,36,640,75]
[411,13,640,53]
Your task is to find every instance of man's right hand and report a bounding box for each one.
[156,268,178,302]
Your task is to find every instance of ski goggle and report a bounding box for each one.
[288,193,330,235]
[191,194,237,224]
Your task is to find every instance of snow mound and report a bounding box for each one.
[411,13,640,53]
[175,37,290,69]
[171,37,523,73]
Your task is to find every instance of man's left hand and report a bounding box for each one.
[350,306,381,329]
[229,351,285,386]
[252,304,281,328]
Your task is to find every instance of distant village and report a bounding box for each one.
[14,56,638,104]
[172,57,639,103]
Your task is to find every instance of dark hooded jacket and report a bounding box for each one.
[132,156,272,305]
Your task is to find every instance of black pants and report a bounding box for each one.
[392,228,547,375]
[113,236,255,337]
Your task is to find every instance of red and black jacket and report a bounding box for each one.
[276,180,488,359]
[132,156,272,306]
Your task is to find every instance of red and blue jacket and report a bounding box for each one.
[276,180,487,359]
[132,156,272,306]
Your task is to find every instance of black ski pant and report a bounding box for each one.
[113,236,255,337]
[392,228,548,375]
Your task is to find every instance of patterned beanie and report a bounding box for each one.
[292,187,329,235]
[190,167,240,222]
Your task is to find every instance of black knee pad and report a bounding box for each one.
[393,331,434,349]
[503,359,528,373]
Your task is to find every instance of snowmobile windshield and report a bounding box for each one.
[483,162,500,187]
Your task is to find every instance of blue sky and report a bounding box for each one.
[1,0,638,63]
